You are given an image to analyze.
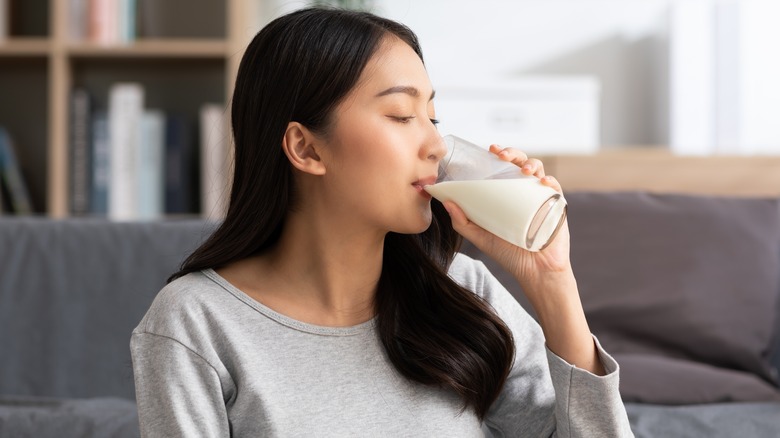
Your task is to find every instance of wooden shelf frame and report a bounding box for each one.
[0,37,51,56]
[65,39,229,58]
[539,149,780,197]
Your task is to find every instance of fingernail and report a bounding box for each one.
[443,203,453,215]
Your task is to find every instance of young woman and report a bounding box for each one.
[131,7,632,437]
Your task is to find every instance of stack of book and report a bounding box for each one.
[68,0,137,44]
[0,126,34,215]
[0,0,8,42]
[70,84,229,221]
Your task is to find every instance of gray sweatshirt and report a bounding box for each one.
[131,253,633,437]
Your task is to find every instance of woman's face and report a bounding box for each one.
[316,36,446,235]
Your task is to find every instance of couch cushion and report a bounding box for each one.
[616,353,780,404]
[567,192,780,386]
[0,396,138,438]
[461,192,780,403]
[0,218,216,400]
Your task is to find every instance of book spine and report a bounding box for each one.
[69,0,89,42]
[0,128,34,214]
[137,110,164,220]
[70,89,92,215]
[199,103,229,220]
[90,111,110,215]
[0,0,8,41]
[125,0,136,43]
[90,0,118,45]
[117,0,135,44]
[108,83,144,220]
[165,115,196,214]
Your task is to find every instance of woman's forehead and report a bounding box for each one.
[353,37,432,98]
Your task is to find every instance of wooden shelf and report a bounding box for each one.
[66,39,229,58]
[0,38,51,56]
[539,149,780,197]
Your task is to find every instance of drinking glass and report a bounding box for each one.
[425,135,567,251]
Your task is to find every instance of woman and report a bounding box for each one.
[131,7,632,437]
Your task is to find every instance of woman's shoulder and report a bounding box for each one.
[133,270,229,337]
[449,252,520,312]
[448,252,491,293]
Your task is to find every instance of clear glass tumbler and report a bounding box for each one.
[425,135,567,251]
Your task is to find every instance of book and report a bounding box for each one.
[90,111,110,215]
[165,114,197,215]
[90,0,119,45]
[117,0,136,44]
[0,127,34,214]
[199,103,230,220]
[137,109,164,220]
[70,88,92,216]
[137,0,221,38]
[0,0,8,42]
[68,0,89,42]
[108,82,144,220]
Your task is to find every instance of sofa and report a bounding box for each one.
[1,191,779,437]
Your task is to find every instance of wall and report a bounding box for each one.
[376,0,671,148]
[255,0,672,148]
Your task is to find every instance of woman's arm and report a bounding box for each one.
[444,145,633,436]
[450,256,631,437]
[521,267,606,375]
[131,332,230,437]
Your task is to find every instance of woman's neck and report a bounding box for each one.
[221,208,385,327]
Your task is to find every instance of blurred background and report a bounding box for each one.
[1,0,779,219]
[266,0,780,155]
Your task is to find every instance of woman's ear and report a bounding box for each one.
[282,122,327,175]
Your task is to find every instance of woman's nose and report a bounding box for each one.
[423,133,448,163]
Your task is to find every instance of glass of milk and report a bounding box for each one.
[424,135,567,252]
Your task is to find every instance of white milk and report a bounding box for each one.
[425,178,567,251]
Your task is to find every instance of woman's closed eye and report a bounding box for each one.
[387,115,440,126]
[388,115,415,124]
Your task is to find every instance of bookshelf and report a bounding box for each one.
[0,0,254,217]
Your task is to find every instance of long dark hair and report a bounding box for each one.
[171,7,514,420]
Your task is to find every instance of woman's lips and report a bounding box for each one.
[412,176,437,199]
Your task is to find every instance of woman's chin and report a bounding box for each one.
[399,215,434,235]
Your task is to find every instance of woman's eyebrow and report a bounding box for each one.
[375,86,436,101]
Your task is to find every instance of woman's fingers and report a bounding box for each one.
[442,201,491,243]
[488,144,545,178]
[442,201,471,230]
[488,144,563,193]
[541,175,563,193]
[489,144,527,164]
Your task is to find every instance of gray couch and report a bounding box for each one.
[1,192,779,437]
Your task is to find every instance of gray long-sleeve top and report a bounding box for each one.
[130,253,633,437]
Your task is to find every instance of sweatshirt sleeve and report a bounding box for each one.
[130,331,230,437]
[544,335,632,437]
[452,256,633,437]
